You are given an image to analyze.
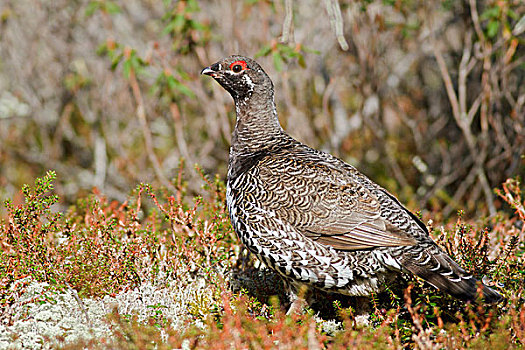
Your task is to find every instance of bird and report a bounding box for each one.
[200,55,502,309]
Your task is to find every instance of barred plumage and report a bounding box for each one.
[201,55,502,304]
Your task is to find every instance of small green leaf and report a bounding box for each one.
[174,80,195,97]
[255,46,272,58]
[110,53,123,71]
[487,20,500,38]
[173,15,185,30]
[272,52,284,72]
[507,9,518,20]
[96,43,108,56]
[190,20,206,30]
[123,59,132,78]
[105,2,121,14]
[298,55,306,68]
[85,2,101,17]
[167,75,177,90]
[480,5,500,21]
[303,46,320,55]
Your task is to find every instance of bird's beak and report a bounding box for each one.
[201,66,216,76]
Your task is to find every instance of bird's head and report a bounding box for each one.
[201,55,273,102]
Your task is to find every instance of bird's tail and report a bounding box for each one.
[401,247,503,304]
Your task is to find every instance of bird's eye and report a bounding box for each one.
[229,60,248,73]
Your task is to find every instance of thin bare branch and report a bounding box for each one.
[280,0,294,44]
[458,32,472,116]
[469,0,486,43]
[323,0,349,51]
[129,69,176,193]
[432,46,461,124]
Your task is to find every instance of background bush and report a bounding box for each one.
[1,0,523,218]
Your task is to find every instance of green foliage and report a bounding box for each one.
[97,41,148,78]
[162,0,209,54]
[154,69,195,99]
[480,1,519,39]
[1,171,61,283]
[0,168,236,298]
[85,0,121,17]
[256,42,319,71]
[0,172,142,296]
[95,1,205,103]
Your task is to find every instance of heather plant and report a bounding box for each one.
[1,172,524,349]
[0,167,236,303]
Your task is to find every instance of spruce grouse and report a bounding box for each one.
[201,55,502,305]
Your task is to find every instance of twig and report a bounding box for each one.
[432,46,462,132]
[422,143,468,206]
[432,29,496,216]
[469,0,485,43]
[128,69,176,193]
[323,0,349,51]
[170,103,192,164]
[470,0,496,215]
[93,130,107,189]
[458,32,472,119]
[466,94,482,126]
[67,284,91,326]
[280,0,294,44]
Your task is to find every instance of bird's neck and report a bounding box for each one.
[231,92,284,154]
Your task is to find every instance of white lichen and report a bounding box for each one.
[0,273,218,349]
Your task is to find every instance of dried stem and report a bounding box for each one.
[128,69,176,193]
[323,0,349,51]
[432,26,496,216]
[280,0,294,44]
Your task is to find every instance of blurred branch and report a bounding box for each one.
[432,30,496,216]
[93,130,107,189]
[458,32,471,120]
[280,0,294,44]
[170,103,192,165]
[128,68,176,193]
[323,0,349,51]
[432,46,461,131]
[469,0,486,44]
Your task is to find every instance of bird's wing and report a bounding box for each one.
[257,151,417,251]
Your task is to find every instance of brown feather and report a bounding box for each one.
[260,156,418,250]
